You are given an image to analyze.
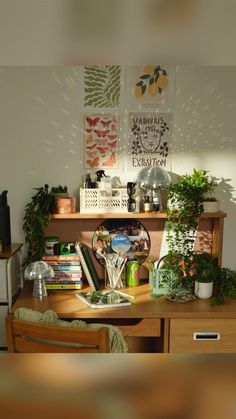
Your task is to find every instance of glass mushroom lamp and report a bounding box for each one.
[136,166,171,211]
[24,261,54,297]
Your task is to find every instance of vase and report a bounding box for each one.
[194,281,213,299]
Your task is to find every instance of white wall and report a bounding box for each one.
[0,66,235,268]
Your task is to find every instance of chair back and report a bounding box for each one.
[5,315,110,353]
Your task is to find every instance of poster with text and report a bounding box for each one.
[127,65,175,110]
[128,113,172,170]
[84,114,119,169]
[82,66,122,110]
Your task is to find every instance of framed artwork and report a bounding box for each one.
[128,112,173,170]
[126,65,175,110]
[81,65,123,110]
[84,114,119,169]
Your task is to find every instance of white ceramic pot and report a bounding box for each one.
[203,201,219,212]
[194,281,213,299]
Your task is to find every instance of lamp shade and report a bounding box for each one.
[24,261,54,280]
[136,167,171,190]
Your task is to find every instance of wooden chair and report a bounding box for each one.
[5,315,110,353]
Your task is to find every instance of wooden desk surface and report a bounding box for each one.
[11,281,236,320]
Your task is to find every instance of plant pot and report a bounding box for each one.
[203,201,219,213]
[194,280,213,299]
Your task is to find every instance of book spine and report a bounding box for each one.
[46,261,81,266]
[81,245,100,291]
[75,241,96,291]
[54,272,82,279]
[42,255,80,261]
[52,265,82,271]
[45,279,82,284]
[46,283,83,289]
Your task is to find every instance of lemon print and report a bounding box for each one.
[143,65,156,74]
[135,85,143,98]
[148,83,158,96]
[157,74,168,92]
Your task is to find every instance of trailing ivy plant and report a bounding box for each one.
[211,267,236,305]
[164,169,217,290]
[23,184,55,264]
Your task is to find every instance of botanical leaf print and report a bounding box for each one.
[84,66,121,108]
[135,65,168,98]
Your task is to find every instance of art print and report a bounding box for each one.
[83,65,121,109]
[84,114,119,169]
[128,113,172,169]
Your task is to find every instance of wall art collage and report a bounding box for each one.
[80,65,175,171]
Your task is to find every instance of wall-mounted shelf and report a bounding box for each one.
[51,211,226,220]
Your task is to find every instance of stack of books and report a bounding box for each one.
[42,254,83,289]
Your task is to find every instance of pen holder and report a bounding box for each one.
[105,265,126,289]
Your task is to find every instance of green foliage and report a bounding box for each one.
[51,185,68,194]
[23,185,55,264]
[211,267,236,305]
[191,253,218,283]
[165,169,217,290]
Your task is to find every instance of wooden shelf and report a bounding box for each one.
[51,211,226,220]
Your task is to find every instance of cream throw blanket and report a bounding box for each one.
[14,307,128,353]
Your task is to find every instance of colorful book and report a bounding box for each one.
[42,255,80,261]
[80,245,100,291]
[75,241,98,291]
[46,283,83,290]
[54,272,82,279]
[47,261,81,266]
[52,265,82,272]
[75,290,131,309]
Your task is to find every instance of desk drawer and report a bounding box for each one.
[118,319,161,337]
[169,319,236,353]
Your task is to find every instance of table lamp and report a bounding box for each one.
[24,261,54,297]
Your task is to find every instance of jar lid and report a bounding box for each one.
[45,236,59,242]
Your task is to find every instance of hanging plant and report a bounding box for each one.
[23,184,55,264]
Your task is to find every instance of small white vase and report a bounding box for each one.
[203,201,219,213]
[194,281,213,299]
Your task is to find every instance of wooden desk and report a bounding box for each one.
[11,281,236,353]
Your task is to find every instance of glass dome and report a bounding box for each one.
[136,166,171,190]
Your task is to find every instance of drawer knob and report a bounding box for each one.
[193,332,221,341]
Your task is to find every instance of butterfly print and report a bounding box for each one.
[107,134,117,141]
[86,117,100,127]
[86,150,97,158]
[108,140,117,148]
[86,143,97,150]
[86,157,99,168]
[85,128,93,133]
[97,146,108,156]
[94,129,110,138]
[100,120,111,128]
[102,152,116,167]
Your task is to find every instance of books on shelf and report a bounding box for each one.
[75,290,132,309]
[75,241,100,291]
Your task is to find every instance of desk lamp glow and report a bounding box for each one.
[24,261,54,297]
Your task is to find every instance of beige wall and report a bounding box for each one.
[0,66,235,268]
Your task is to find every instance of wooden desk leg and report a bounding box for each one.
[163,318,170,353]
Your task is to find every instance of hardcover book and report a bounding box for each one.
[75,290,132,309]
[42,255,80,261]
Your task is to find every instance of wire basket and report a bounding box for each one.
[80,188,128,214]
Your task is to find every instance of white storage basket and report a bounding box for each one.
[80,188,128,214]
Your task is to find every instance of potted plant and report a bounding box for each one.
[165,169,217,291]
[192,253,218,299]
[23,184,55,264]
[51,185,68,197]
[203,196,219,213]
